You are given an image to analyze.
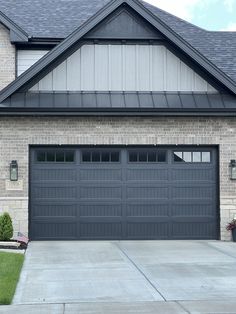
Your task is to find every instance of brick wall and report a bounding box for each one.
[0,23,15,91]
[0,116,235,240]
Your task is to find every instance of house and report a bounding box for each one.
[0,0,236,241]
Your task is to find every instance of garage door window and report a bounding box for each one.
[37,151,74,163]
[174,151,211,163]
[129,151,166,163]
[82,151,120,163]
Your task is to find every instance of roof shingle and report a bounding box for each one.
[0,0,236,82]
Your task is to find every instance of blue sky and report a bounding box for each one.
[146,0,236,31]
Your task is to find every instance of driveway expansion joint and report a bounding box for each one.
[176,301,191,314]
[114,241,167,302]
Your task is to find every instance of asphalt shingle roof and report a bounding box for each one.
[0,0,236,83]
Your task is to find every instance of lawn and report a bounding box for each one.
[0,252,24,305]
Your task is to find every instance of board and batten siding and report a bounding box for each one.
[30,45,216,92]
[17,50,49,76]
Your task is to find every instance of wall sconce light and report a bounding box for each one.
[230,160,236,180]
[10,160,18,181]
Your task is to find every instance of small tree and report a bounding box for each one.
[0,212,13,241]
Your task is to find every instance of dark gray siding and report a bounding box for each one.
[30,146,218,240]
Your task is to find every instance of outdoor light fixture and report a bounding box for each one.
[230,160,236,180]
[10,160,18,181]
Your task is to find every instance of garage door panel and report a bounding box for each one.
[126,204,169,217]
[172,222,216,239]
[80,168,122,181]
[172,186,214,199]
[31,203,77,218]
[80,186,122,199]
[127,186,169,199]
[32,222,77,240]
[126,217,170,223]
[31,168,76,181]
[80,217,122,223]
[32,186,77,199]
[80,204,122,217]
[126,223,169,239]
[171,168,215,181]
[126,168,168,181]
[80,223,122,239]
[170,203,215,217]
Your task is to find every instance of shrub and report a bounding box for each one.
[0,213,13,241]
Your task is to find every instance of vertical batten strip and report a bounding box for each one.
[122,44,125,91]
[30,44,218,93]
[135,44,139,91]
[163,46,167,91]
[149,45,153,91]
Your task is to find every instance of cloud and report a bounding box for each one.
[221,22,236,31]
[144,0,204,21]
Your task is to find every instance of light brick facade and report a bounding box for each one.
[0,23,15,91]
[0,116,235,240]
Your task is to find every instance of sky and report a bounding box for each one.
[145,0,236,31]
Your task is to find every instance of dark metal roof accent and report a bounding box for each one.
[0,0,236,105]
[2,92,236,111]
[84,5,163,40]
[0,10,28,42]
[1,107,236,117]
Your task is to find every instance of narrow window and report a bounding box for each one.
[202,152,211,163]
[129,152,138,162]
[82,152,91,162]
[193,152,201,163]
[183,152,192,162]
[56,152,65,162]
[111,152,120,162]
[37,152,46,162]
[139,152,147,162]
[65,152,74,162]
[47,152,55,162]
[92,152,100,162]
[158,151,166,162]
[174,152,183,162]
[148,152,156,162]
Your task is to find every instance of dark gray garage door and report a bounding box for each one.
[30,146,218,240]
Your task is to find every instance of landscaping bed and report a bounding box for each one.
[0,252,24,305]
[0,241,27,250]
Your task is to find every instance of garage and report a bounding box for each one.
[30,146,218,240]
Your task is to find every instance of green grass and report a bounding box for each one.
[0,252,24,305]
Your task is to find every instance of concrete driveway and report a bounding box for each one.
[9,241,236,313]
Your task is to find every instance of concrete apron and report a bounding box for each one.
[5,240,236,313]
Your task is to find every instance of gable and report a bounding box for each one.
[84,5,163,40]
[30,44,217,92]
[1,0,235,109]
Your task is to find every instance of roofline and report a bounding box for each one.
[0,10,28,42]
[0,107,236,117]
[0,0,236,104]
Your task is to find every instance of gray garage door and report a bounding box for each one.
[30,146,218,240]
